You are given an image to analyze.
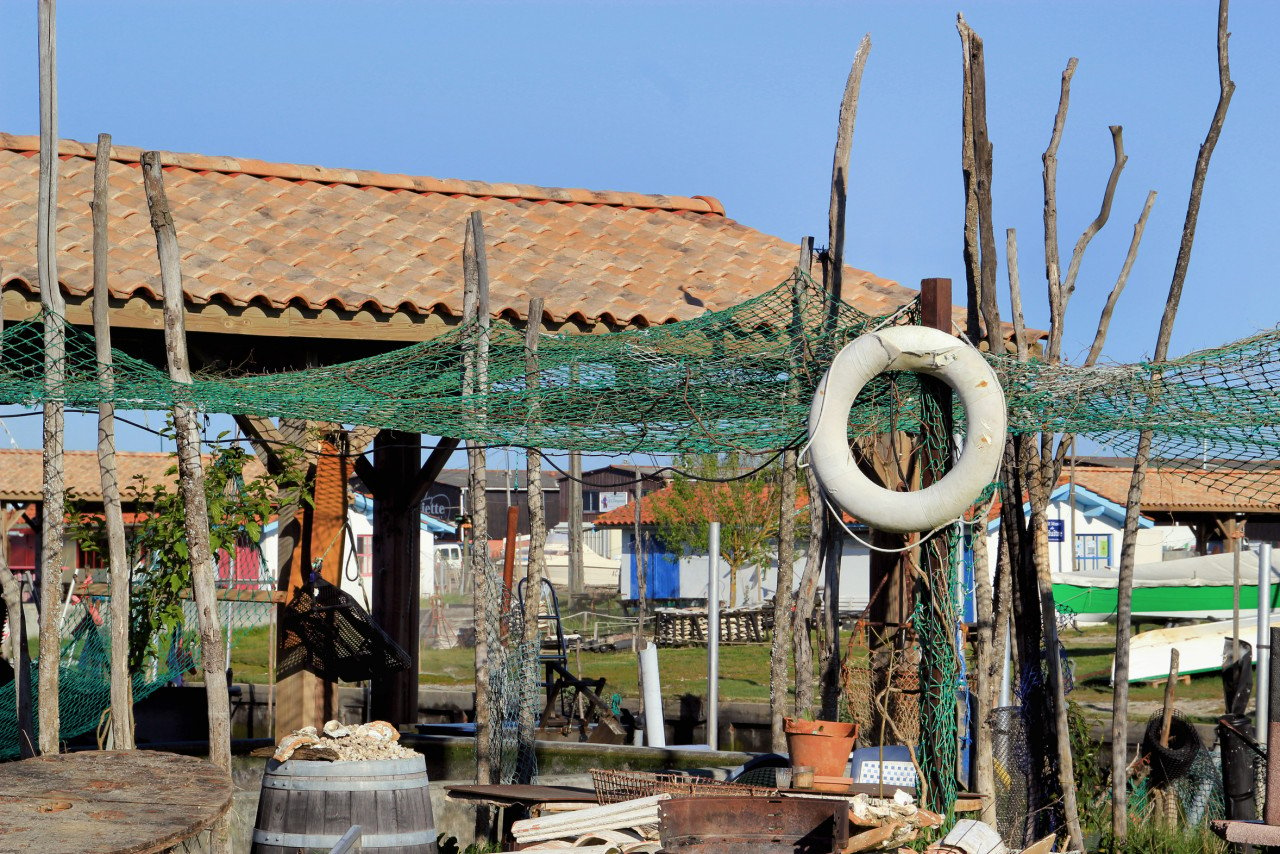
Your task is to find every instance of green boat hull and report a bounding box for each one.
[1053,582,1280,621]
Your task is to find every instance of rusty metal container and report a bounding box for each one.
[658,795,848,854]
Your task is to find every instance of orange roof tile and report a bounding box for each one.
[1069,466,1280,513]
[0,134,912,329]
[0,448,264,505]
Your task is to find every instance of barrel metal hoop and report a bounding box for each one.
[272,756,425,776]
[262,774,428,792]
[252,828,436,848]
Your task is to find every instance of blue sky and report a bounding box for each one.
[1,1,1276,454]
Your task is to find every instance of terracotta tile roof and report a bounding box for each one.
[1070,466,1280,513]
[0,448,264,504]
[0,134,913,328]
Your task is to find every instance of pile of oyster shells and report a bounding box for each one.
[272,719,418,762]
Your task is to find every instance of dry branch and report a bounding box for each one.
[1005,229,1028,360]
[1111,1,1235,842]
[1042,58,1078,362]
[1061,127,1128,303]
[1085,191,1157,367]
[819,32,871,720]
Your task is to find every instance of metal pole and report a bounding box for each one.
[1259,542,1272,748]
[707,521,720,750]
[998,620,1012,708]
[1232,521,1242,662]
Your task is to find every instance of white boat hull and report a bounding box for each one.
[1118,614,1280,683]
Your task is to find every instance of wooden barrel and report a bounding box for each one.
[251,756,437,854]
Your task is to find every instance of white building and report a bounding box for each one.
[983,482,1193,576]
[260,493,453,604]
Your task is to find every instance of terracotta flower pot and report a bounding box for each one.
[784,717,859,780]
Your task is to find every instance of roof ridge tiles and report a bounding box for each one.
[0,133,727,216]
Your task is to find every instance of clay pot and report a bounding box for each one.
[783,717,858,780]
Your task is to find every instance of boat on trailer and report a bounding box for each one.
[1052,550,1280,624]
[1118,613,1279,683]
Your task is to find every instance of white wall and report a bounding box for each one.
[261,508,434,606]
[620,532,870,611]
[984,498,1193,576]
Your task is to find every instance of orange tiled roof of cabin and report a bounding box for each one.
[0,134,914,339]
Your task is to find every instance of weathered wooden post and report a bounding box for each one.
[140,151,232,776]
[36,0,66,756]
[769,242,810,752]
[90,132,134,749]
[522,296,548,642]
[817,33,871,720]
[462,212,495,795]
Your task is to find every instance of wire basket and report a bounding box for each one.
[590,769,778,804]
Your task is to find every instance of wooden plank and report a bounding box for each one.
[370,429,423,725]
[79,582,287,604]
[0,751,233,854]
[1,288,643,342]
[276,438,346,735]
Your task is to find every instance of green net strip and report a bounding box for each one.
[4,272,1280,494]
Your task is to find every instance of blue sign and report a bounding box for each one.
[1047,519,1065,543]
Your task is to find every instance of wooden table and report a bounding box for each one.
[0,750,233,854]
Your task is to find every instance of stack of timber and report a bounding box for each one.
[512,794,668,846]
[654,606,772,646]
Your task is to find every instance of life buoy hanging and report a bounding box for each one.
[807,325,1007,534]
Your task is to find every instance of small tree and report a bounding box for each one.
[69,437,302,670]
[652,452,780,607]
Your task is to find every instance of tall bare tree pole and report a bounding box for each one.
[522,297,548,646]
[91,133,134,749]
[463,212,495,798]
[958,17,998,822]
[516,297,547,784]
[141,152,232,782]
[819,33,871,719]
[1111,2,1234,842]
[36,0,65,756]
[770,241,810,751]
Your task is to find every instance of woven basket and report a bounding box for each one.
[589,769,778,805]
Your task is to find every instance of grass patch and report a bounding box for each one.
[223,617,1224,716]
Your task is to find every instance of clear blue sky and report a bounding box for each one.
[1,1,1276,454]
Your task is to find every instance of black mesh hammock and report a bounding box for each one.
[278,575,411,682]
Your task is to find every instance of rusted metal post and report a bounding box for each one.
[1266,625,1280,826]
[502,504,520,619]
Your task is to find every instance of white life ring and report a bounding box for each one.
[807,325,1007,534]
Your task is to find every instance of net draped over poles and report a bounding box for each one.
[2,272,1279,494]
[5,268,1280,779]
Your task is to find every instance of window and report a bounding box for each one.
[76,542,106,572]
[1075,533,1112,569]
[357,535,373,576]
